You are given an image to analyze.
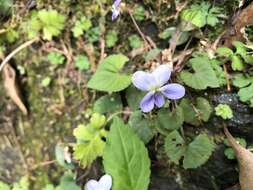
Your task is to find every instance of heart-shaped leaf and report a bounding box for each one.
[87,54,131,92]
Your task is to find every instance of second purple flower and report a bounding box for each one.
[132,65,185,112]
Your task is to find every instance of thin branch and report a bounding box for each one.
[0,37,39,71]
[128,10,153,49]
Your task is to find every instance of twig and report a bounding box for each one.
[30,160,56,170]
[0,29,6,34]
[106,110,133,124]
[128,10,152,49]
[223,64,231,91]
[0,37,39,71]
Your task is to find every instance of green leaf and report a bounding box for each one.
[103,117,151,190]
[210,58,226,86]
[86,27,100,43]
[159,27,176,39]
[75,55,90,71]
[55,172,80,190]
[106,30,118,48]
[41,77,51,87]
[207,7,222,26]
[164,130,186,164]
[0,181,10,190]
[215,104,233,119]
[224,137,246,160]
[183,134,215,169]
[165,131,215,169]
[179,97,212,126]
[12,176,29,190]
[87,54,131,92]
[133,5,145,21]
[5,28,19,43]
[37,10,65,40]
[128,111,156,144]
[238,84,253,103]
[72,16,92,38]
[156,107,184,131]
[0,0,12,17]
[233,41,253,64]
[224,148,236,159]
[231,55,244,71]
[47,52,65,65]
[232,74,251,88]
[128,34,143,49]
[180,55,219,89]
[73,113,107,168]
[93,94,123,114]
[42,184,55,190]
[216,47,233,57]
[181,2,221,29]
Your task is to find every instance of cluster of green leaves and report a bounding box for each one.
[75,54,90,71]
[232,73,253,106]
[0,28,19,44]
[47,52,65,65]
[215,104,233,120]
[217,42,253,106]
[180,54,225,89]
[217,41,253,71]
[0,176,29,190]
[71,16,92,38]
[27,9,65,40]
[133,5,146,21]
[224,137,246,160]
[181,2,222,29]
[106,30,118,48]
[42,172,80,190]
[73,113,107,168]
[87,54,132,92]
[165,131,215,169]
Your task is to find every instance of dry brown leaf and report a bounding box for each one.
[3,64,28,115]
[224,2,253,47]
[224,127,253,190]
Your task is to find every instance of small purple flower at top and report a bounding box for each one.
[132,65,185,112]
[112,0,121,20]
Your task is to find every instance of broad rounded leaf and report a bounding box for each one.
[156,107,184,131]
[87,54,131,92]
[180,56,219,89]
[183,134,215,169]
[128,111,156,144]
[165,130,186,164]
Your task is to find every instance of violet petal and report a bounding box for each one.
[160,83,185,100]
[154,92,165,108]
[140,91,155,112]
[132,71,156,91]
[85,180,99,190]
[98,174,112,190]
[113,0,121,8]
[152,65,171,86]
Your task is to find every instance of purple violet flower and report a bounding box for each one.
[112,0,121,20]
[132,65,185,112]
